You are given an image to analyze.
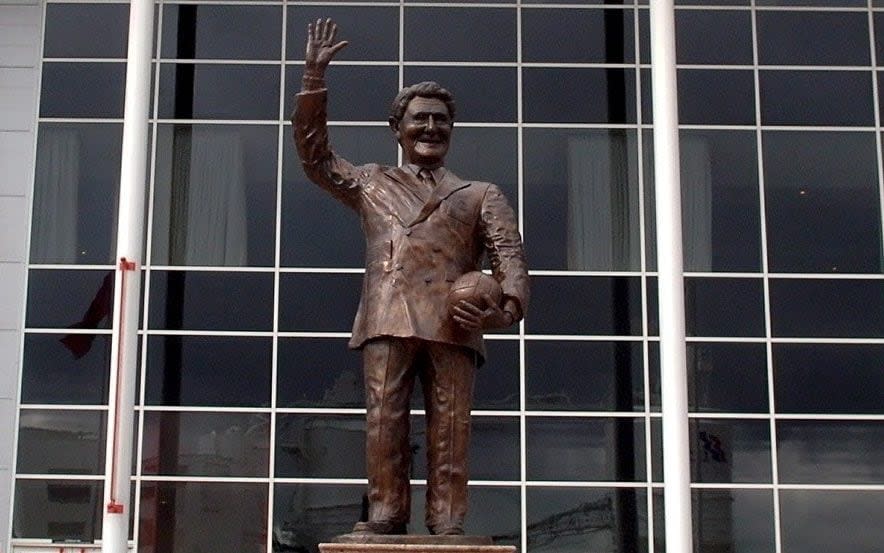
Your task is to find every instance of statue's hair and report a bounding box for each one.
[389,81,456,124]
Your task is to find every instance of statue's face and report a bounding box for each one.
[395,96,452,168]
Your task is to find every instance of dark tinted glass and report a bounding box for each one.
[475,339,520,410]
[277,338,363,408]
[161,5,281,60]
[527,487,647,553]
[676,9,753,65]
[780,490,883,553]
[757,11,869,66]
[526,341,644,411]
[690,419,771,483]
[26,269,114,329]
[410,416,519,481]
[273,483,366,547]
[405,8,516,62]
[285,65,397,122]
[446,127,518,204]
[40,62,126,118]
[275,414,365,478]
[151,124,277,266]
[774,344,883,414]
[13,480,102,540]
[141,412,270,477]
[148,271,274,331]
[759,0,865,5]
[763,131,881,273]
[876,13,884,66]
[139,481,267,553]
[524,68,636,124]
[31,123,123,264]
[527,276,644,336]
[16,410,105,474]
[685,278,765,337]
[278,273,362,332]
[145,335,271,407]
[526,417,645,481]
[678,69,755,125]
[282,126,395,268]
[44,4,129,58]
[769,279,883,338]
[404,66,517,123]
[760,71,874,126]
[777,421,883,484]
[644,130,762,272]
[524,129,640,271]
[523,8,635,63]
[21,333,110,404]
[687,342,768,413]
[692,489,775,553]
[157,64,279,120]
[287,6,398,62]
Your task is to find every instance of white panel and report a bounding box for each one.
[0,331,18,400]
[0,131,32,197]
[0,262,25,331]
[0,4,40,21]
[0,24,39,67]
[0,67,37,132]
[0,197,27,262]
[0,399,13,470]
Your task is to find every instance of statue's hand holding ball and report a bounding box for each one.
[448,271,512,330]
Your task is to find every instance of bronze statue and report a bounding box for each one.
[293,19,529,537]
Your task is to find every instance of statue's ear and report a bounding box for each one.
[388,117,400,138]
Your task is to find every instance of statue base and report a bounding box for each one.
[319,534,515,553]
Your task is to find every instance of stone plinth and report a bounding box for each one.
[319,535,516,553]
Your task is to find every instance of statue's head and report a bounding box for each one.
[389,82,456,169]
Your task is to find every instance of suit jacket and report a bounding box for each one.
[294,89,529,359]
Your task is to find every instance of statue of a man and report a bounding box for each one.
[293,19,530,537]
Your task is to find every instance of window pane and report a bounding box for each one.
[759,0,865,5]
[145,335,271,407]
[760,71,874,126]
[161,5,281,60]
[141,412,270,477]
[475,339,520,411]
[26,269,114,329]
[691,419,771,483]
[157,64,279,120]
[526,277,644,336]
[139,481,267,553]
[275,414,365,478]
[404,66,517,123]
[21,333,110,404]
[523,8,635,64]
[678,69,755,125]
[692,489,776,553]
[17,410,105,475]
[676,9,753,65]
[685,278,765,337]
[44,4,129,58]
[405,8,516,62]
[278,273,362,332]
[285,65,397,122]
[287,6,398,62]
[769,279,884,338]
[273,483,366,547]
[277,338,363,408]
[148,271,274,331]
[40,62,126,118]
[763,131,881,273]
[409,416,519,481]
[758,11,869,66]
[524,68,636,124]
[151,124,277,266]
[687,342,768,413]
[13,480,102,540]
[445,127,519,204]
[774,343,883,414]
[526,417,645,481]
[410,485,521,542]
[526,341,643,411]
[524,129,641,271]
[780,490,883,553]
[777,421,883,484]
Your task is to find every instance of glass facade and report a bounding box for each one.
[11,1,883,553]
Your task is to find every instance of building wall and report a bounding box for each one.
[0,0,41,548]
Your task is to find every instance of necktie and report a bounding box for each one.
[418,168,435,186]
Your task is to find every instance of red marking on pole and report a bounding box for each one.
[109,257,137,509]
[107,501,124,514]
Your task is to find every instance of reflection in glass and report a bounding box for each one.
[769,279,883,338]
[273,484,366,549]
[141,412,270,477]
[13,480,102,540]
[148,271,274,331]
[526,417,645,481]
[675,9,752,65]
[763,131,881,273]
[774,343,884,414]
[527,277,643,336]
[524,68,636,124]
[404,66,517,123]
[777,421,883,484]
[692,489,775,553]
[21,333,110,404]
[526,341,643,411]
[411,416,520,481]
[685,278,765,337]
[44,4,129,58]
[686,342,768,413]
[285,65,398,122]
[524,129,640,271]
[278,273,363,332]
[275,414,365,478]
[445,127,518,204]
[30,123,122,264]
[152,124,277,266]
[161,5,281,60]
[690,419,771,483]
[526,487,647,553]
[16,410,106,475]
[678,69,755,125]
[780,490,883,553]
[157,63,279,120]
[287,5,398,62]
[40,62,126,118]
[26,269,114,329]
[277,338,364,408]
[145,336,271,407]
[405,8,516,62]
[522,8,634,63]
[139,481,267,553]
[474,340,520,410]
[410,485,521,542]
[760,70,873,126]
[757,11,869,66]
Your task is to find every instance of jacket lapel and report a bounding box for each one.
[408,169,470,227]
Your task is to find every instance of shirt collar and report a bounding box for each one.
[406,164,446,182]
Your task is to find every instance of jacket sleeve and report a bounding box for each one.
[479,184,530,321]
[292,88,363,210]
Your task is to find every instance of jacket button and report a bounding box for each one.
[424,277,432,283]
[395,263,403,270]
[404,228,412,236]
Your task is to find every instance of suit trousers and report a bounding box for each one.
[361,337,477,533]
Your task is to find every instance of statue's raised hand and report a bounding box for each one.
[305,18,348,77]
